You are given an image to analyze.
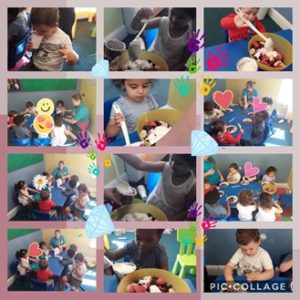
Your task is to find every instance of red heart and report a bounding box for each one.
[213,90,233,110]
[252,97,268,113]
[28,242,43,257]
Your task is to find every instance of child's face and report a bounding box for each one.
[78,190,87,198]
[33,24,57,38]
[204,182,211,189]
[57,103,63,109]
[239,240,260,257]
[229,167,238,175]
[76,259,83,267]
[170,155,192,175]
[136,229,161,252]
[206,108,213,116]
[240,8,259,22]
[123,80,151,103]
[268,171,276,177]
[169,9,191,28]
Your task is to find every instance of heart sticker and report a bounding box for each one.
[213,90,233,110]
[252,97,268,113]
[28,242,43,257]
[244,162,260,178]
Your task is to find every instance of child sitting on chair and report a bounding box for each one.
[204,101,224,125]
[12,115,31,139]
[36,260,54,287]
[38,190,57,218]
[227,163,241,184]
[204,189,231,219]
[262,166,277,183]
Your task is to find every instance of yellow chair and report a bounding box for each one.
[172,228,197,279]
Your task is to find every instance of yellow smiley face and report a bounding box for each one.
[36,98,55,115]
[33,114,54,134]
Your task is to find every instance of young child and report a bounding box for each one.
[236,190,257,221]
[63,175,80,197]
[204,189,231,219]
[14,180,38,207]
[38,190,57,218]
[131,8,196,70]
[118,154,196,221]
[55,100,66,115]
[249,110,269,146]
[21,101,38,116]
[36,260,54,287]
[12,115,31,139]
[224,229,274,291]
[227,163,241,184]
[105,79,158,139]
[62,252,87,291]
[255,192,282,222]
[51,114,76,146]
[211,119,244,146]
[16,249,31,277]
[204,101,224,125]
[262,166,277,183]
[204,178,218,196]
[65,184,90,220]
[26,8,79,71]
[220,7,266,42]
[39,241,50,258]
[105,229,168,270]
[41,171,52,193]
[7,110,18,128]
[242,80,258,105]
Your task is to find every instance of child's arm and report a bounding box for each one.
[279,259,293,273]
[226,200,232,217]
[220,14,241,30]
[64,126,77,140]
[246,269,274,282]
[273,201,283,214]
[117,154,166,173]
[224,262,235,282]
[27,187,39,193]
[58,47,79,65]
[105,114,123,138]
[105,248,127,261]
[131,8,161,31]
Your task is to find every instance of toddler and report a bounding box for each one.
[224,229,274,291]
[105,229,168,270]
[204,178,218,195]
[39,241,50,258]
[227,163,241,184]
[204,189,231,219]
[21,101,37,116]
[26,8,78,71]
[131,8,196,70]
[14,180,38,207]
[63,175,80,197]
[105,79,158,139]
[236,190,256,221]
[204,101,224,125]
[16,249,31,277]
[262,166,277,183]
[255,192,282,222]
[220,7,266,42]
[12,115,31,139]
[211,119,244,146]
[51,114,76,146]
[38,190,57,217]
[7,110,18,128]
[55,100,66,115]
[118,154,196,221]
[249,110,269,146]
[36,260,54,287]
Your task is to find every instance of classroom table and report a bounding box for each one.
[218,181,278,207]
[51,187,68,207]
[212,275,291,292]
[204,29,292,71]
[103,274,196,293]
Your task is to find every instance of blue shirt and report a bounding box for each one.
[52,166,69,179]
[242,88,258,102]
[49,235,66,248]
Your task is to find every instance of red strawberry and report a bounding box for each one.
[134,285,147,293]
[147,121,157,127]
[252,42,261,49]
[127,283,137,293]
[274,53,283,62]
[156,277,166,286]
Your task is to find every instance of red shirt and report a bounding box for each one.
[8,117,14,125]
[212,131,243,145]
[220,13,266,42]
[204,185,218,196]
[39,199,56,212]
[36,269,53,282]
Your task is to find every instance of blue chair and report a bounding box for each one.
[32,137,51,146]
[145,28,158,49]
[146,172,161,194]
[30,278,54,291]
[33,209,57,221]
[11,137,31,146]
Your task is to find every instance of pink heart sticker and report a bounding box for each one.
[252,97,268,113]
[37,115,45,122]
[244,162,260,178]
[28,242,43,257]
[213,90,233,110]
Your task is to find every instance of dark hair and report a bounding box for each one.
[112,79,154,90]
[238,190,253,206]
[265,166,277,174]
[42,172,50,177]
[259,192,273,209]
[204,178,210,184]
[262,97,273,105]
[14,180,26,191]
[172,154,196,169]
[31,8,59,27]
[254,110,269,123]
[40,190,50,201]
[204,101,214,112]
[70,175,79,182]
[39,260,49,270]
[211,119,225,135]
[171,7,196,19]
[205,190,220,205]
[39,241,47,249]
[56,100,65,107]
[8,8,20,19]
[229,163,239,170]
[8,110,18,117]
[26,101,34,108]
[67,248,76,258]
[16,249,27,259]
[69,243,78,252]
[13,115,25,126]
[72,93,85,102]
[69,179,77,189]
[54,114,63,127]
[74,252,85,262]
[236,229,260,245]
[78,183,88,193]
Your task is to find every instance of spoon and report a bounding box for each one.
[112,103,130,146]
[235,8,273,51]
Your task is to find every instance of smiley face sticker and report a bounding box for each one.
[36,98,55,115]
[33,114,54,134]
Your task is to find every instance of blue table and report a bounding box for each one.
[104,274,196,293]
[218,181,278,207]
[51,187,67,207]
[48,254,65,277]
[212,275,291,292]
[204,30,292,71]
[109,131,140,146]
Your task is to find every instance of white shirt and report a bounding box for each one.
[18,189,32,206]
[236,202,256,221]
[230,247,273,275]
[51,125,67,146]
[262,174,276,183]
[227,172,241,183]
[255,207,276,222]
[150,17,190,69]
[71,263,87,281]
[204,109,224,124]
[17,257,30,276]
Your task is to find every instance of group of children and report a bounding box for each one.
[204,80,273,146]
[15,235,87,291]
[204,164,283,221]
[14,161,91,221]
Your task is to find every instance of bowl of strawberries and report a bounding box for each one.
[248,33,292,71]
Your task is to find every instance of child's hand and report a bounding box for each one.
[58,47,74,63]
[26,40,34,51]
[234,15,248,28]
[114,113,124,126]
[206,169,215,176]
[138,8,154,21]
[246,272,260,282]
